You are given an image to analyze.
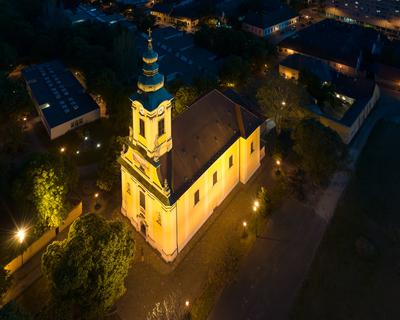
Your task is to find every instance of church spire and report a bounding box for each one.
[137,28,164,94]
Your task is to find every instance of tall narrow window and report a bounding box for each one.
[139,190,146,209]
[158,118,165,136]
[229,155,233,168]
[194,190,200,206]
[127,183,131,195]
[250,142,254,154]
[139,119,145,137]
[213,171,218,186]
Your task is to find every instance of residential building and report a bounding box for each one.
[22,60,100,140]
[325,0,400,39]
[136,27,222,83]
[279,53,380,144]
[242,5,299,38]
[119,34,263,262]
[151,3,201,31]
[279,19,380,77]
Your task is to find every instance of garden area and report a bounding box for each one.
[291,120,400,320]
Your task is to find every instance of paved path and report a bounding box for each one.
[208,91,400,320]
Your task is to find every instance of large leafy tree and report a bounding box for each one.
[219,55,250,87]
[96,136,125,192]
[292,119,347,184]
[257,71,309,133]
[173,86,198,116]
[12,153,78,229]
[42,214,135,319]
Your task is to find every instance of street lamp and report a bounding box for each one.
[185,300,190,307]
[84,136,89,141]
[60,147,66,153]
[94,192,100,210]
[15,228,27,265]
[276,159,281,175]
[96,143,101,149]
[76,150,80,155]
[281,101,286,106]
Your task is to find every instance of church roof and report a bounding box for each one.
[159,89,263,200]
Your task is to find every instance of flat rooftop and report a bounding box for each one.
[22,60,99,128]
[280,19,380,68]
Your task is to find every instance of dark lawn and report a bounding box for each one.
[291,120,400,320]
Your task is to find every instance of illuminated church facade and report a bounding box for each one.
[119,32,263,262]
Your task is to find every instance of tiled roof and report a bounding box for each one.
[159,89,263,199]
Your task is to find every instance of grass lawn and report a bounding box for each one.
[290,120,400,320]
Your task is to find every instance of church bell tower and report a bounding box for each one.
[130,29,173,160]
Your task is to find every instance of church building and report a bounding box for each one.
[119,32,263,262]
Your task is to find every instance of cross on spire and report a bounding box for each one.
[147,28,153,49]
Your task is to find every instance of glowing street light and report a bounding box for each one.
[281,101,286,106]
[15,227,27,265]
[96,143,101,148]
[94,192,99,198]
[23,116,27,122]
[185,300,190,307]
[84,136,89,141]
[76,150,80,155]
[60,147,66,153]
[15,228,26,244]
[243,221,247,228]
[276,160,281,166]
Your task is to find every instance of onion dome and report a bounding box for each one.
[138,29,164,93]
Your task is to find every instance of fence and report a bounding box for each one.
[5,202,83,274]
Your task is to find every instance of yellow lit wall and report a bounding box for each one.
[121,126,261,262]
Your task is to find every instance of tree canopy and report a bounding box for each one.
[12,153,78,230]
[257,71,309,132]
[292,119,347,184]
[173,86,199,116]
[42,213,135,319]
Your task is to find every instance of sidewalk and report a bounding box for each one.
[2,226,69,306]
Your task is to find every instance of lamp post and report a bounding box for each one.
[275,159,281,175]
[242,221,248,238]
[253,200,260,237]
[94,192,99,210]
[15,228,27,265]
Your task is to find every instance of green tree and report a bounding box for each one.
[112,30,138,82]
[257,71,309,133]
[12,153,78,230]
[219,55,250,87]
[292,119,347,184]
[173,86,198,115]
[96,136,125,192]
[42,214,135,319]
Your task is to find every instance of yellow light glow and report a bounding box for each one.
[254,200,260,207]
[60,147,66,153]
[185,300,190,307]
[276,160,281,166]
[94,193,99,198]
[15,228,27,243]
[243,221,247,227]
[253,205,257,212]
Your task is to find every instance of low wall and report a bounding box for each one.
[5,202,82,274]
